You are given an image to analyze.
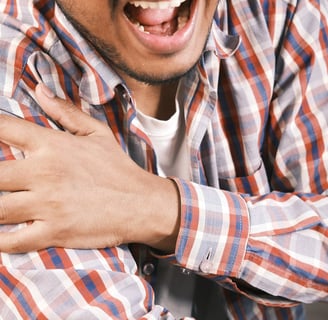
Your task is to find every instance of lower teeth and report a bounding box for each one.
[178,15,188,28]
[137,23,148,33]
[129,0,190,36]
[135,15,187,35]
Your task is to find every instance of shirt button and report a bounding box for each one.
[122,92,130,102]
[199,260,213,274]
[180,268,192,275]
[142,263,155,276]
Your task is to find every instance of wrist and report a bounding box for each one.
[153,177,180,252]
[134,174,180,252]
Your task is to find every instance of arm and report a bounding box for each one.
[0,0,326,309]
[0,83,180,253]
[172,179,328,306]
[170,0,328,306]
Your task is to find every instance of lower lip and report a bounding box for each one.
[124,0,198,55]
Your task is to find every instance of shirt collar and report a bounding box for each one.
[54,3,123,105]
[205,2,241,58]
[53,2,240,106]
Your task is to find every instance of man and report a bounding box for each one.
[0,0,327,319]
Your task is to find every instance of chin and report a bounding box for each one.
[123,62,197,85]
[122,51,202,84]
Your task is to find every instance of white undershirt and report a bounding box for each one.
[136,100,226,319]
[136,101,194,318]
[136,100,190,180]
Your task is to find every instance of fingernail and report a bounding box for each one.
[39,83,56,99]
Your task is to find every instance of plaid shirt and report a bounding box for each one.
[0,0,327,319]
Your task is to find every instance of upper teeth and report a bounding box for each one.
[129,0,188,9]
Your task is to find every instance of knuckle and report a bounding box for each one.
[0,115,12,135]
[0,198,8,221]
[6,236,25,253]
[62,102,80,119]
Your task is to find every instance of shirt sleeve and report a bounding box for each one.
[0,20,161,317]
[170,0,328,307]
[172,178,328,306]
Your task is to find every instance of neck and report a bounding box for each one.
[123,77,179,120]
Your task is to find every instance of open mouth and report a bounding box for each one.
[124,0,191,36]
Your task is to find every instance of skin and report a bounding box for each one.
[0,0,219,253]
[55,0,219,118]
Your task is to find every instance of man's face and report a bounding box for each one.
[56,0,219,84]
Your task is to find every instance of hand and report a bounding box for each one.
[0,83,180,253]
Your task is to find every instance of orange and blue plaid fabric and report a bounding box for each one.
[0,0,327,319]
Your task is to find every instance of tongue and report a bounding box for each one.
[126,4,179,26]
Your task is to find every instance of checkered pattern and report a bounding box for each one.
[0,0,327,319]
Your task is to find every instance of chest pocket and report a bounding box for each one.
[219,160,270,195]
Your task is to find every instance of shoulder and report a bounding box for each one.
[0,1,59,97]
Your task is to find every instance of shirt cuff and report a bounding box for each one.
[171,178,249,278]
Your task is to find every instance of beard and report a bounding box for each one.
[77,29,195,85]
[55,1,201,85]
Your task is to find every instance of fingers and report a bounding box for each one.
[0,221,50,253]
[0,159,33,191]
[0,192,55,253]
[0,82,109,154]
[0,114,45,152]
[0,192,48,253]
[0,191,36,223]
[35,83,108,136]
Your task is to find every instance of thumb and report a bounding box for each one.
[35,83,107,136]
